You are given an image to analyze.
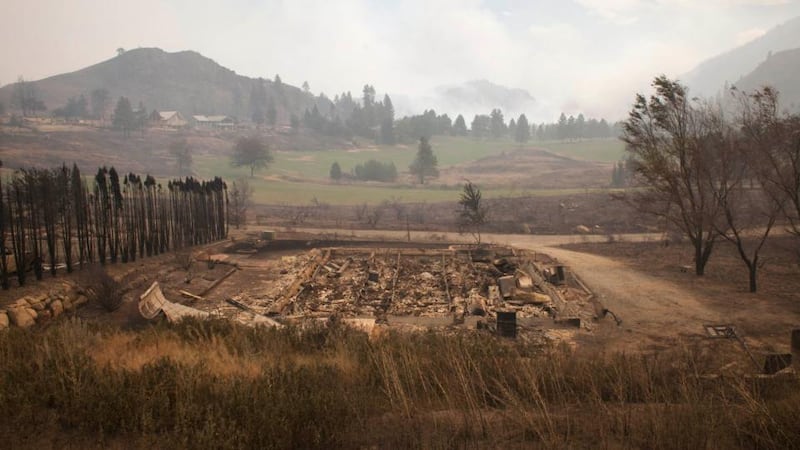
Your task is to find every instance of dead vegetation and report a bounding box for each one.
[0,318,798,449]
[82,268,124,312]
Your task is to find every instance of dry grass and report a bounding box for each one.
[1,318,798,449]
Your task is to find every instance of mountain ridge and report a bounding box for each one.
[0,47,326,122]
[682,16,800,97]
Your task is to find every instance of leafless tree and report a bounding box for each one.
[737,88,800,239]
[229,178,253,229]
[707,91,783,292]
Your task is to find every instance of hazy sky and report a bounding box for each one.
[2,0,799,120]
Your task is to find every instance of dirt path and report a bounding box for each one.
[526,245,724,351]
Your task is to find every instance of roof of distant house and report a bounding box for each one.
[159,111,182,120]
[192,115,233,123]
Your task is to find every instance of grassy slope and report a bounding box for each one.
[194,136,625,204]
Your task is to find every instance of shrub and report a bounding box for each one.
[81,267,124,311]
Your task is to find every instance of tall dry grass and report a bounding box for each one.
[0,318,798,449]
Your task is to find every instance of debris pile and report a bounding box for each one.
[136,241,600,339]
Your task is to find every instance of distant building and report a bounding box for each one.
[192,115,235,129]
[150,110,187,128]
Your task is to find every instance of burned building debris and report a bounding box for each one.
[137,235,604,342]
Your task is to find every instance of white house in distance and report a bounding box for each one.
[192,115,235,129]
[150,110,188,128]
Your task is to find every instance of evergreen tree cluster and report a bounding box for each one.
[112,97,149,137]
[0,164,229,289]
[52,95,88,120]
[532,113,619,141]
[353,160,398,182]
[394,110,453,141]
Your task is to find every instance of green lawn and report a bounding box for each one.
[254,136,521,180]
[193,136,622,205]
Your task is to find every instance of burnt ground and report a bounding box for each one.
[136,232,598,344]
[3,228,798,374]
[549,235,800,358]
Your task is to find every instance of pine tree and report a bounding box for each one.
[515,114,530,144]
[330,162,342,181]
[380,94,395,144]
[112,97,135,137]
[409,137,439,184]
[489,109,505,138]
[452,114,468,136]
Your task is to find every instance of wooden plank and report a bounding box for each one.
[179,290,204,302]
[198,267,238,297]
[269,249,330,315]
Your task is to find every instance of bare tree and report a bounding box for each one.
[229,178,253,229]
[706,91,782,292]
[737,88,800,239]
[621,76,724,275]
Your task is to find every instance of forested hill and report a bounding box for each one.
[0,47,331,122]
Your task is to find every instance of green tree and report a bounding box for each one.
[507,118,517,138]
[610,161,627,187]
[302,81,310,93]
[250,80,267,125]
[471,114,489,138]
[169,139,193,175]
[329,161,342,181]
[135,101,148,134]
[266,98,277,128]
[409,137,438,184]
[489,108,505,138]
[90,88,110,120]
[576,113,586,139]
[557,113,568,140]
[354,160,397,182]
[112,96,135,137]
[452,114,468,136]
[515,114,530,144]
[380,94,395,145]
[231,135,273,177]
[457,180,489,244]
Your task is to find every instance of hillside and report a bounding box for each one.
[0,48,329,122]
[683,16,800,97]
[736,48,800,111]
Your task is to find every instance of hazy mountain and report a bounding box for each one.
[735,48,800,111]
[393,79,539,121]
[0,47,327,121]
[437,79,536,112]
[683,16,800,97]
